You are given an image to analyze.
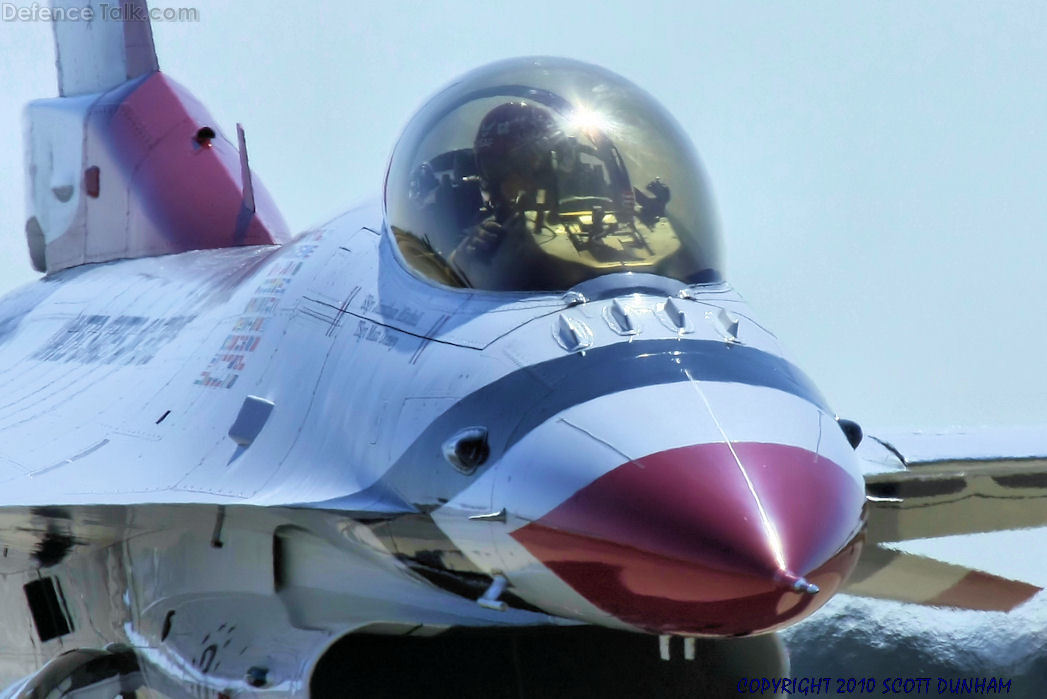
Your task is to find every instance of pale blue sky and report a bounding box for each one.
[1,1,1046,684]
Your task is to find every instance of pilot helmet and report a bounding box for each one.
[473,101,562,203]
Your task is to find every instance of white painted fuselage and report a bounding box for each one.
[0,199,860,696]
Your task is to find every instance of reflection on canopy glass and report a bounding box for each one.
[385,57,724,292]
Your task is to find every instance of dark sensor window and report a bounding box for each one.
[24,577,74,642]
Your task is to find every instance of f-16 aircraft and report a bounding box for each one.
[1,1,1045,697]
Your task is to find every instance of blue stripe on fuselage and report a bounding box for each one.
[496,338,831,446]
[382,338,831,502]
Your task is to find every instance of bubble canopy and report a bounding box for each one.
[384,57,724,293]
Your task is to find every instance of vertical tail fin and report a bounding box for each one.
[25,0,290,274]
[52,0,158,97]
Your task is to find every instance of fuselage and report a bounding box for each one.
[0,197,865,675]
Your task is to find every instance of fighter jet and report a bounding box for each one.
[0,1,1043,697]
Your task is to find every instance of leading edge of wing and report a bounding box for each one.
[858,426,1047,544]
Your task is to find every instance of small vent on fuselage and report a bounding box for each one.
[24,577,74,642]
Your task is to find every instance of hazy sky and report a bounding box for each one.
[1,0,1046,685]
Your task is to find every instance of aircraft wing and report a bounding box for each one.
[841,426,1047,610]
[858,426,1047,543]
[844,542,1040,612]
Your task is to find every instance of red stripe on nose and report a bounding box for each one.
[511,442,864,635]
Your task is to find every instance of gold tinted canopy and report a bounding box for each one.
[385,57,724,292]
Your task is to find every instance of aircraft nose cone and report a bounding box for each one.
[510,441,864,635]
